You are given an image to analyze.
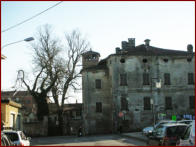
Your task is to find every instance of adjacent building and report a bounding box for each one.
[1,99,22,130]
[81,38,195,134]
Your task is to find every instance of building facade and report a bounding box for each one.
[81,38,195,134]
[1,100,22,130]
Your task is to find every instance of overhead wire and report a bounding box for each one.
[2,1,63,33]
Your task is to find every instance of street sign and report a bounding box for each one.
[118,112,123,117]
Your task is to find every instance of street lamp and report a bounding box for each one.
[2,37,34,49]
[151,78,162,126]
[1,37,34,59]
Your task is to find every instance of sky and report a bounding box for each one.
[1,1,195,103]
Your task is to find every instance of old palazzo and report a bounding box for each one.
[81,38,195,135]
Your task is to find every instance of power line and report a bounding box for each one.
[2,1,63,33]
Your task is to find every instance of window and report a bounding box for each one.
[188,73,194,85]
[164,73,171,85]
[189,96,195,109]
[144,97,151,110]
[165,97,172,110]
[120,74,127,86]
[143,58,148,63]
[121,95,128,111]
[95,79,101,89]
[96,102,102,113]
[143,73,150,85]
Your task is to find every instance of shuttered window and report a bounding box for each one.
[144,97,151,110]
[188,73,194,85]
[164,73,171,85]
[143,73,150,85]
[96,102,102,113]
[189,96,195,109]
[95,79,101,89]
[120,74,127,86]
[165,97,172,110]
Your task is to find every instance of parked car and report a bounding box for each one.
[177,120,193,125]
[142,120,176,137]
[1,132,15,146]
[177,120,195,146]
[2,130,31,146]
[147,123,188,146]
[142,126,154,136]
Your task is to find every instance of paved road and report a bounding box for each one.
[31,134,147,146]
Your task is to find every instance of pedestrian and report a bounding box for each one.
[118,125,122,134]
[78,126,82,137]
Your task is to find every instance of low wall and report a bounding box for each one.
[23,116,48,137]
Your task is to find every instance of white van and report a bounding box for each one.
[177,120,195,146]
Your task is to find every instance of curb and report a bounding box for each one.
[120,134,148,142]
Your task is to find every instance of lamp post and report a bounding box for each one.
[151,78,161,126]
[1,37,34,59]
[2,37,34,49]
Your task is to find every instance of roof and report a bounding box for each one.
[82,50,100,57]
[1,99,22,108]
[1,91,30,97]
[120,44,194,56]
[81,44,194,72]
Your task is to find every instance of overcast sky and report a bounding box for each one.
[1,1,195,103]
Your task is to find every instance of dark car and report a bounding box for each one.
[1,132,15,146]
[147,123,188,146]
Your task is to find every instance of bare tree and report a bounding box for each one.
[22,25,89,135]
[22,24,62,121]
[50,30,89,135]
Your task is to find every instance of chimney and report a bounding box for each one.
[116,47,121,53]
[121,41,128,50]
[144,39,151,46]
[128,38,135,48]
[187,44,193,53]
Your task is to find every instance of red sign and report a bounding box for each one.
[118,112,124,117]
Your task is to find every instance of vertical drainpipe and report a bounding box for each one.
[86,71,90,134]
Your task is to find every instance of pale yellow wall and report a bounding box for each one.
[1,103,21,129]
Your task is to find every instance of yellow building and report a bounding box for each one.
[1,99,22,130]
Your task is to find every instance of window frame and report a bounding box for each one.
[143,73,150,85]
[144,97,151,110]
[165,97,172,110]
[164,73,171,85]
[188,73,194,85]
[120,73,127,86]
[96,102,102,113]
[95,79,102,89]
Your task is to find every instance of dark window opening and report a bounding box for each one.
[120,58,125,63]
[163,58,168,62]
[96,102,102,113]
[189,96,195,109]
[144,97,151,110]
[188,73,194,85]
[143,73,150,85]
[121,95,128,111]
[95,79,101,89]
[165,97,172,110]
[187,58,192,62]
[143,59,148,63]
[120,74,127,86]
[164,73,171,85]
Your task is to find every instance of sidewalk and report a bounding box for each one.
[121,132,148,142]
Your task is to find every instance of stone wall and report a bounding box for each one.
[23,116,48,137]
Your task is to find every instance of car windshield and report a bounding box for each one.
[181,125,191,140]
[4,132,19,141]
[166,126,187,138]
[20,132,26,140]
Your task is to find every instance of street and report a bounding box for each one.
[31,134,147,146]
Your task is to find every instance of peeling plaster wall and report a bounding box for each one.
[82,53,195,134]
